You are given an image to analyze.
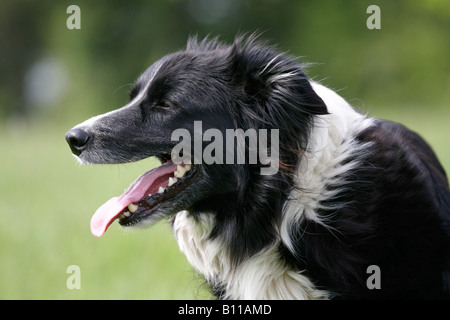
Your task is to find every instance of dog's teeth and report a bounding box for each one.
[168,177,175,187]
[174,165,186,178]
[184,164,191,171]
[128,203,138,213]
[123,211,131,217]
[158,186,165,194]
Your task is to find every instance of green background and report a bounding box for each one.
[1,0,449,299]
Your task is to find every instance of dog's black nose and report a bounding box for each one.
[65,128,91,156]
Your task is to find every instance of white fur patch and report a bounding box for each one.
[72,60,163,135]
[173,211,330,299]
[280,82,374,253]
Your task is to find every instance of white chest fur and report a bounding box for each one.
[173,210,329,299]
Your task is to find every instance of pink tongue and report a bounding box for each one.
[90,161,177,237]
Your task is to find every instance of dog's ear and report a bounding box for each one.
[227,36,328,116]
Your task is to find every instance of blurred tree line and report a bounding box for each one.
[0,0,448,122]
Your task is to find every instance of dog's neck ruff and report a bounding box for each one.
[172,82,373,299]
[174,211,330,299]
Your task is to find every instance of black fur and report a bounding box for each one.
[66,35,450,299]
[186,36,329,265]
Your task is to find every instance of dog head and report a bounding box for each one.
[65,35,327,247]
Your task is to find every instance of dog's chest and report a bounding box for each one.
[172,211,329,299]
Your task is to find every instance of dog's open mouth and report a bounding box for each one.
[90,155,196,237]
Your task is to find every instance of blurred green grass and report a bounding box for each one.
[0,106,449,299]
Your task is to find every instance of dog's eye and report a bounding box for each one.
[158,102,172,109]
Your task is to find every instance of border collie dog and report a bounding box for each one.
[65,36,450,299]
